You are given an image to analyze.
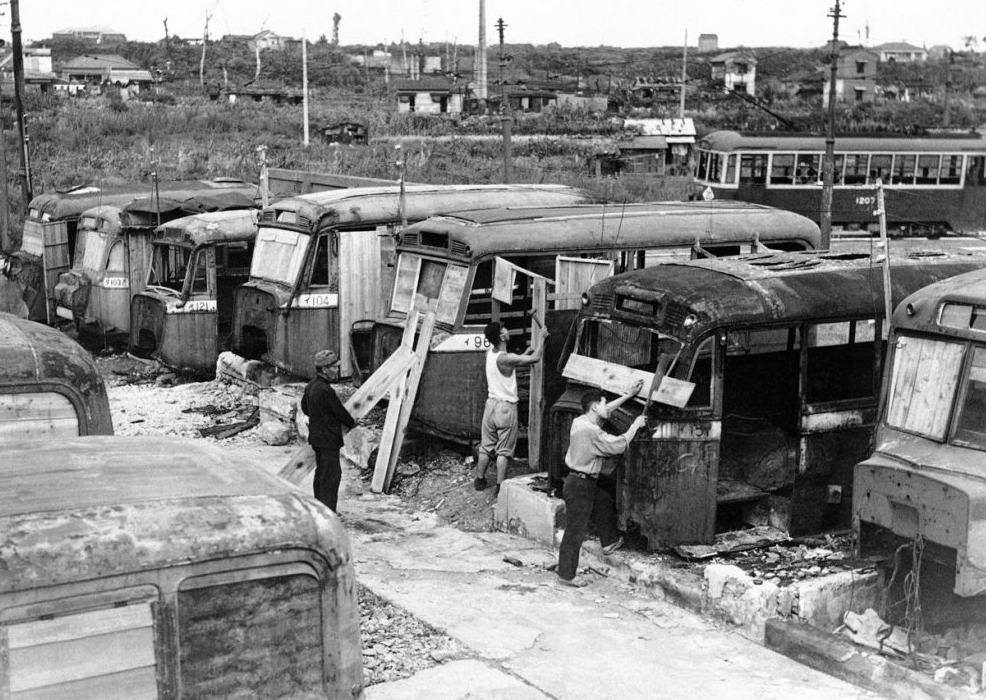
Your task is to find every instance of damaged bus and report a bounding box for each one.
[360,202,821,451]
[0,312,113,439]
[229,184,600,378]
[54,191,258,348]
[855,268,986,597]
[0,436,362,699]
[130,209,259,375]
[18,179,258,323]
[554,249,986,549]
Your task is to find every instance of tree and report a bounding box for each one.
[332,13,341,47]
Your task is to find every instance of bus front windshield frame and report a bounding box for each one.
[79,229,110,272]
[389,253,469,327]
[148,243,208,296]
[249,227,310,287]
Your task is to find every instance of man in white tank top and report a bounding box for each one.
[473,321,547,496]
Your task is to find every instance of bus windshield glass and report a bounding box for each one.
[885,335,965,441]
[389,253,469,326]
[250,228,309,286]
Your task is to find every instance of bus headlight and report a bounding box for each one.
[581,292,590,307]
[683,314,697,328]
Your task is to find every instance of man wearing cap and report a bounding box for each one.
[301,350,356,511]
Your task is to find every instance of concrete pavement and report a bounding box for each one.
[342,490,881,700]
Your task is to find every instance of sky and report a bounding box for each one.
[7,0,985,50]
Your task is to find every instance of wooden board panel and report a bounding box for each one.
[555,257,613,310]
[527,279,546,470]
[8,604,152,648]
[886,336,963,439]
[13,667,158,700]
[562,354,655,400]
[338,229,384,375]
[0,392,79,440]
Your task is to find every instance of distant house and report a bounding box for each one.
[349,50,393,70]
[0,47,57,93]
[53,25,126,45]
[874,42,927,63]
[505,85,557,113]
[709,51,757,96]
[60,54,154,91]
[556,92,608,112]
[698,34,719,53]
[927,45,952,60]
[593,118,695,177]
[822,45,879,105]
[252,30,287,51]
[395,78,468,114]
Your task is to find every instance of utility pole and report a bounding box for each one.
[679,30,688,119]
[0,90,10,252]
[942,49,953,127]
[199,11,211,86]
[496,17,512,184]
[875,181,892,323]
[302,33,309,146]
[10,0,32,203]
[257,145,269,208]
[820,0,844,250]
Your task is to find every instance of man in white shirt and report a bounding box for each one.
[557,383,646,587]
[473,321,547,496]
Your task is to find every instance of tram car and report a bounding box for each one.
[693,131,986,235]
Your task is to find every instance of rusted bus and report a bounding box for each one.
[854,268,986,597]
[130,209,259,375]
[0,312,113,439]
[230,184,601,379]
[18,179,258,323]
[54,192,259,348]
[555,249,986,549]
[0,436,363,699]
[363,201,821,444]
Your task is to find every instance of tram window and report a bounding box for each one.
[940,155,963,185]
[697,151,709,180]
[892,154,916,185]
[795,154,820,184]
[739,154,768,184]
[805,319,877,404]
[707,153,723,182]
[870,155,892,184]
[833,154,845,184]
[770,154,795,185]
[725,155,737,184]
[953,346,986,451]
[916,155,940,184]
[843,154,869,184]
[970,156,986,186]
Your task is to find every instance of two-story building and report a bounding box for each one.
[822,45,879,105]
[0,47,57,93]
[709,51,756,96]
[874,41,928,63]
[52,26,126,46]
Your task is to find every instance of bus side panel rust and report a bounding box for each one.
[410,351,487,441]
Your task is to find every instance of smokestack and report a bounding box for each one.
[476,0,488,99]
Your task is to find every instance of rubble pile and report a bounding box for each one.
[716,533,860,586]
[358,585,465,686]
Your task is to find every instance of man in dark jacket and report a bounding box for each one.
[301,350,356,511]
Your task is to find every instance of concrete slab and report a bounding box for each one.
[363,660,550,700]
[493,473,563,546]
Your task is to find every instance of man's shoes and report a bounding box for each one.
[602,536,624,555]
[473,477,487,491]
[557,576,588,588]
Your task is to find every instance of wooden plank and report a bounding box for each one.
[9,605,152,648]
[562,353,655,400]
[9,627,155,692]
[277,315,419,484]
[13,667,158,700]
[379,310,437,493]
[554,256,613,310]
[527,279,547,470]
[338,229,383,377]
[371,312,421,493]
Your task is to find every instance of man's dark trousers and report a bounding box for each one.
[557,472,620,580]
[314,447,343,511]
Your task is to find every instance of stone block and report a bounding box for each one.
[493,473,565,547]
[342,426,381,469]
[216,351,274,389]
[257,420,293,446]
[259,383,306,424]
[704,563,780,643]
[794,569,882,633]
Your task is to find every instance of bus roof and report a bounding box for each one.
[0,436,342,592]
[28,179,258,222]
[583,250,986,340]
[698,130,986,154]
[155,208,259,247]
[0,312,105,388]
[260,184,600,230]
[891,267,986,336]
[398,201,821,259]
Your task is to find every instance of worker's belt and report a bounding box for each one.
[568,471,598,480]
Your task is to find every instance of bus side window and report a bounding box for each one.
[739,154,768,184]
[465,260,494,325]
[309,233,334,289]
[805,319,877,404]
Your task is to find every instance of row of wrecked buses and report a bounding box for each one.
[0,310,364,698]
